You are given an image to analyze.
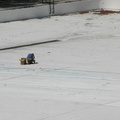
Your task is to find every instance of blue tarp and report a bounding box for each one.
[27,53,34,58]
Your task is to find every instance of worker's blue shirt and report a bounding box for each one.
[27,53,34,58]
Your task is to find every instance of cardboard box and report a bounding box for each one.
[20,58,26,65]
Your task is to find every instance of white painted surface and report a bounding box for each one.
[99,0,120,10]
[0,5,49,22]
[0,13,120,120]
[54,0,99,15]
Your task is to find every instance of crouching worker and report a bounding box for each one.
[27,53,35,64]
